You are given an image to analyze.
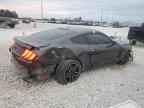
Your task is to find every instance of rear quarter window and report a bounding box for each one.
[71,35,88,44]
[87,33,111,44]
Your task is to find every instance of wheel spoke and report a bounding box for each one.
[64,68,71,83]
[68,65,73,73]
[65,68,70,75]
[70,75,73,83]
[64,73,70,79]
[64,74,71,83]
[72,65,78,72]
[74,71,79,74]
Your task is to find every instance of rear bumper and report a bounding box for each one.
[11,54,56,76]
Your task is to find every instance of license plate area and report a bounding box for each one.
[11,43,25,57]
[11,54,24,69]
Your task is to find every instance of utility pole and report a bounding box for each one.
[106,11,108,23]
[41,0,43,19]
[101,9,103,25]
[111,16,113,23]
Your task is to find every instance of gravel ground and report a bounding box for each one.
[0,23,144,108]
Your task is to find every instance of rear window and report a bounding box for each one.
[29,29,74,41]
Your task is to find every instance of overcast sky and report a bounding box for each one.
[0,0,144,22]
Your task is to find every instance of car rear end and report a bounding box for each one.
[9,28,80,82]
[9,37,46,77]
[9,28,71,78]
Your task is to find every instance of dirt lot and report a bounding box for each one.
[0,23,144,108]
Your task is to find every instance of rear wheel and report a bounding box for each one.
[55,60,82,85]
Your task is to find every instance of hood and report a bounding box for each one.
[112,37,129,45]
[112,37,132,50]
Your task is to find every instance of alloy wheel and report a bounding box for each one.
[64,63,80,83]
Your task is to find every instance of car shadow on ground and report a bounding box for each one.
[19,62,131,87]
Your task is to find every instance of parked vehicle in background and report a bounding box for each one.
[22,18,31,24]
[128,23,144,45]
[9,27,133,84]
[48,18,57,23]
[102,24,109,27]
[0,17,19,28]
[93,22,101,26]
[73,21,82,25]
[112,22,121,28]
[81,21,88,25]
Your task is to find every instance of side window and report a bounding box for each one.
[87,33,111,44]
[71,35,88,44]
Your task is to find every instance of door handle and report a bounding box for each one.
[91,49,97,51]
[106,44,113,48]
[91,49,101,53]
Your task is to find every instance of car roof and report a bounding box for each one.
[60,27,102,35]
[58,27,93,34]
[25,27,100,42]
[19,27,102,47]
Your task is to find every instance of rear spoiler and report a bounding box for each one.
[14,37,34,49]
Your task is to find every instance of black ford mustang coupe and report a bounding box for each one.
[9,27,133,84]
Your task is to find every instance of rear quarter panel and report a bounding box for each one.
[38,38,91,71]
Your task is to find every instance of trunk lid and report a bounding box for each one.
[10,36,50,58]
[15,36,50,48]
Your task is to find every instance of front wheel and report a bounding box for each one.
[117,51,133,65]
[130,40,136,45]
[55,60,82,85]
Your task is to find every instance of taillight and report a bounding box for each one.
[21,49,37,61]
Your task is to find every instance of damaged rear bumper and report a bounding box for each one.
[11,54,56,76]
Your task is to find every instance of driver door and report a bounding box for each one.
[87,32,119,66]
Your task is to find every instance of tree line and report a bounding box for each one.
[0,9,18,18]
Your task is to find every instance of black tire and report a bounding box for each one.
[9,24,15,28]
[130,40,136,45]
[55,59,82,85]
[118,51,132,65]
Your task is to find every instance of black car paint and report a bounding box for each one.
[141,23,144,28]
[89,42,120,66]
[128,23,144,42]
[10,27,132,76]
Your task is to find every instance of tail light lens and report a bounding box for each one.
[21,49,37,61]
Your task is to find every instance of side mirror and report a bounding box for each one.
[112,41,117,45]
[109,36,115,39]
